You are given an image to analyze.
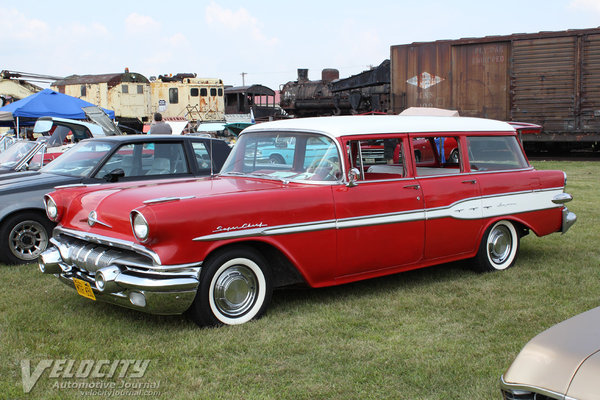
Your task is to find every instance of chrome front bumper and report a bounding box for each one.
[38,234,202,315]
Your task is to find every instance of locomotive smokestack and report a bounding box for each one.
[322,69,339,82]
[297,69,308,83]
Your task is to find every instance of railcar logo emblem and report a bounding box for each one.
[407,72,444,89]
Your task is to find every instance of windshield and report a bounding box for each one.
[0,141,38,168]
[41,140,113,177]
[220,131,342,182]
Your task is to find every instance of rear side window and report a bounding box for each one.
[467,136,529,171]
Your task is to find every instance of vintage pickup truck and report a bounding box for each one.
[39,115,576,326]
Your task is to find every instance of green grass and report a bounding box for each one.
[0,161,598,399]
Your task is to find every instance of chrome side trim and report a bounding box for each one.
[193,188,567,242]
[54,183,102,189]
[143,195,195,205]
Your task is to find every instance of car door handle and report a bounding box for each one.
[461,180,477,184]
[403,184,420,190]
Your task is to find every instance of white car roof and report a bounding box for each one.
[242,115,516,138]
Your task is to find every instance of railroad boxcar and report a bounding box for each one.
[390,27,600,151]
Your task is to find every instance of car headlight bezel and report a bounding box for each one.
[44,194,59,222]
[130,210,150,242]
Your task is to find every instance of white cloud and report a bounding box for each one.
[205,2,279,46]
[125,13,161,34]
[164,33,189,48]
[0,8,49,41]
[569,0,600,14]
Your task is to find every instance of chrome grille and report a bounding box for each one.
[54,234,154,275]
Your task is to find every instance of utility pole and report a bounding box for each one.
[241,72,247,86]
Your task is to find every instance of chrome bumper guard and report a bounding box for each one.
[38,235,202,315]
[552,192,576,234]
[561,207,577,234]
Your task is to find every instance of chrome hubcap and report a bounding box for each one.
[9,220,48,261]
[488,225,512,265]
[213,265,258,317]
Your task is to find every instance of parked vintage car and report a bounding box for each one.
[0,134,230,264]
[501,307,600,399]
[38,115,576,326]
[0,117,110,174]
[0,140,46,173]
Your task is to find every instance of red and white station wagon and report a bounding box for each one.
[39,115,576,326]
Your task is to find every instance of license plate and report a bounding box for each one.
[73,278,96,301]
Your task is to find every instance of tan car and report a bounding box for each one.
[501,307,600,399]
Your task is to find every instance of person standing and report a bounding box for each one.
[148,112,172,134]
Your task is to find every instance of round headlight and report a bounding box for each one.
[131,211,149,242]
[45,196,58,221]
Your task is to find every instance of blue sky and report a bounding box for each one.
[1,0,599,90]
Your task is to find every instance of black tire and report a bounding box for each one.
[188,246,272,327]
[0,212,55,264]
[269,154,285,164]
[474,220,520,272]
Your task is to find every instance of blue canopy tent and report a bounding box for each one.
[0,89,115,135]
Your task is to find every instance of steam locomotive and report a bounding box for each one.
[280,60,391,117]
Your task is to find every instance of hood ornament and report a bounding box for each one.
[88,210,112,228]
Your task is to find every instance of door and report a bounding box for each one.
[333,136,425,278]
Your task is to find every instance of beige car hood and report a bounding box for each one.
[503,306,600,397]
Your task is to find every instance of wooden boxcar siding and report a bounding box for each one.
[391,29,600,142]
[582,34,600,133]
[511,36,578,132]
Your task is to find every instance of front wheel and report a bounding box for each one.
[474,220,520,272]
[188,246,272,327]
[0,212,55,264]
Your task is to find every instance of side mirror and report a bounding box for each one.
[103,168,125,183]
[347,168,360,187]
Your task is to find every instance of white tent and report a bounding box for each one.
[0,111,13,122]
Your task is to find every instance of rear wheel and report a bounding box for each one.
[269,154,285,164]
[188,246,272,327]
[0,212,55,264]
[474,220,520,272]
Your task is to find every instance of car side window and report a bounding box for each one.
[412,136,461,176]
[467,136,529,171]
[192,142,213,172]
[143,142,188,176]
[94,144,136,179]
[347,138,405,180]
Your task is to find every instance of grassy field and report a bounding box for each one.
[0,161,598,399]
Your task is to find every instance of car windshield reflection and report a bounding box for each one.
[0,141,38,168]
[41,141,113,177]
[220,132,342,182]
